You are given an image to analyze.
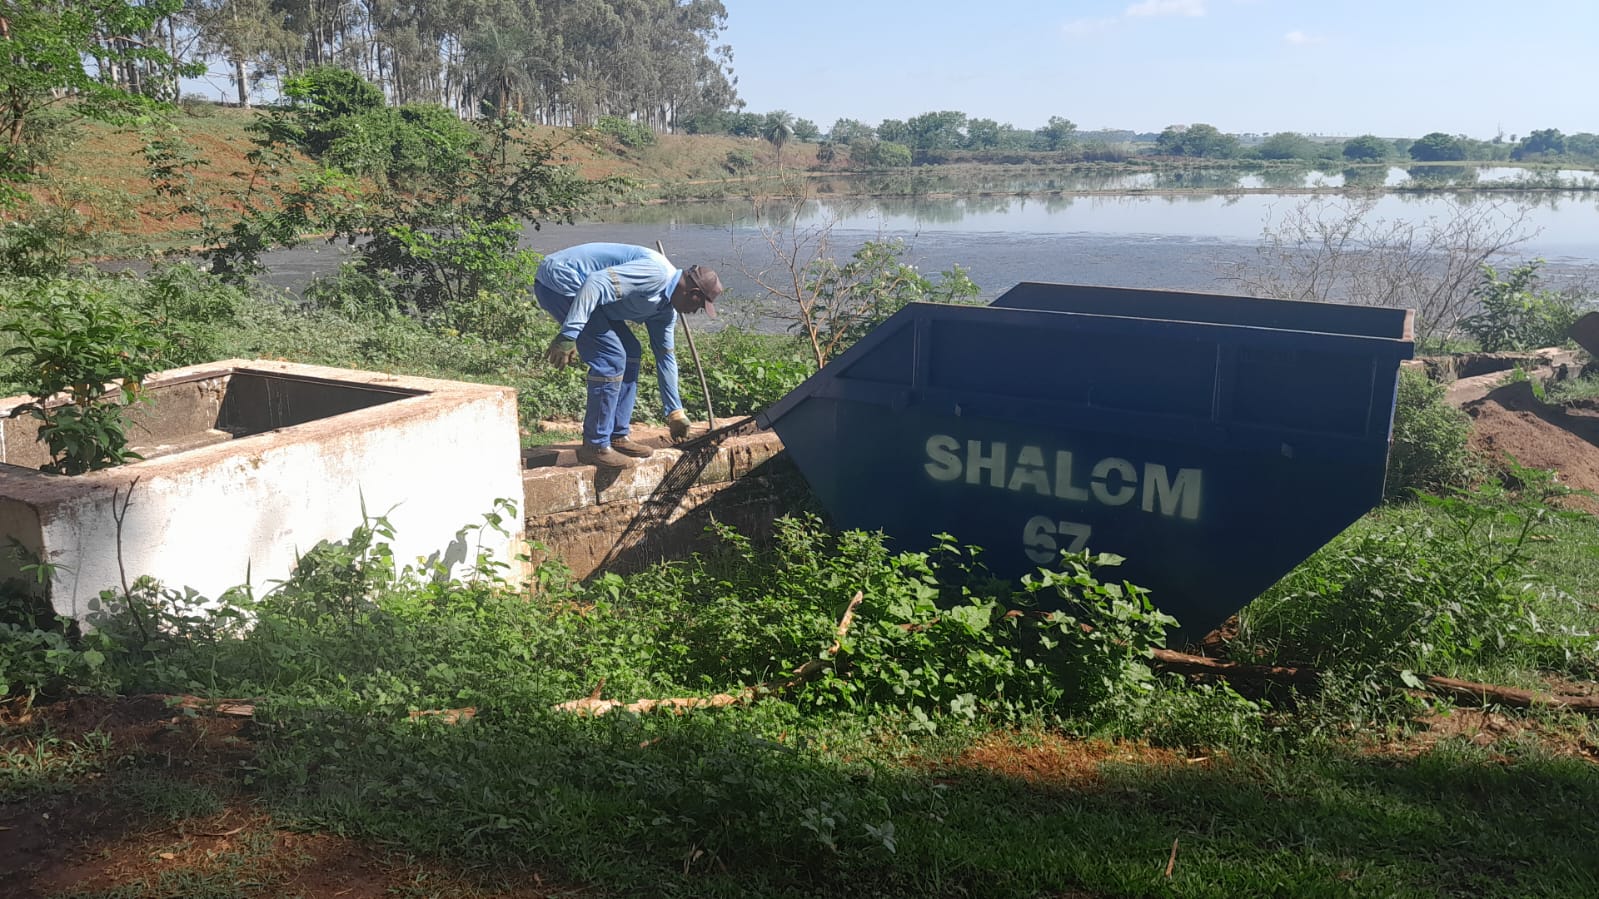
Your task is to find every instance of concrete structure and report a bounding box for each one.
[521,427,808,580]
[1406,348,1587,407]
[0,360,524,621]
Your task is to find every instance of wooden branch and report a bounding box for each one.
[1421,675,1599,715]
[170,695,257,717]
[555,591,865,717]
[1146,652,1599,716]
[1149,649,1320,690]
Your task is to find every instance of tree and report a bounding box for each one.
[863,140,911,167]
[1409,132,1466,162]
[905,110,966,150]
[791,117,820,142]
[463,22,540,119]
[1341,134,1390,162]
[727,111,763,137]
[762,109,795,168]
[964,117,1002,149]
[876,118,910,144]
[1154,123,1239,158]
[828,118,874,143]
[0,0,199,180]
[1511,128,1565,161]
[1258,132,1316,160]
[1566,132,1599,162]
[1034,116,1077,152]
[192,0,295,107]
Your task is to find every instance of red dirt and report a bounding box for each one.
[1464,381,1599,508]
[0,696,564,899]
[951,733,1195,789]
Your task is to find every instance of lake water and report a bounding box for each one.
[257,188,1599,308]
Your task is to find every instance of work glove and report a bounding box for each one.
[544,337,579,368]
[667,409,692,443]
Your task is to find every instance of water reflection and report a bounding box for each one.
[584,190,1599,262]
[793,164,1599,196]
[1404,165,1479,187]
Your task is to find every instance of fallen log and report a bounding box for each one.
[1421,674,1599,715]
[554,590,865,717]
[1144,652,1599,716]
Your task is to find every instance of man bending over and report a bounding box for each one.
[534,242,723,469]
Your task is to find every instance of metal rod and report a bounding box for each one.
[657,240,717,433]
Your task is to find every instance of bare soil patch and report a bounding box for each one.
[1464,380,1599,508]
[950,733,1194,789]
[0,696,565,899]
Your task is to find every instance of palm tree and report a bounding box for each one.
[464,23,537,118]
[763,110,795,170]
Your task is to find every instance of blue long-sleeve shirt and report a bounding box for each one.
[535,243,684,415]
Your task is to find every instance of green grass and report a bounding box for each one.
[233,700,1599,898]
[0,728,114,800]
[1545,372,1599,405]
[58,829,292,899]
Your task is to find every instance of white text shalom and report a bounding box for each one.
[922,435,1203,521]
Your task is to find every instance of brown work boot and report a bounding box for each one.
[575,444,635,470]
[609,436,655,459]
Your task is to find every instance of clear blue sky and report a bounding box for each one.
[720,0,1596,139]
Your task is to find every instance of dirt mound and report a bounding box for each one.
[1464,381,1599,503]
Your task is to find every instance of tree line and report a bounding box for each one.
[4,0,737,128]
[1157,124,1599,166]
[686,112,1598,169]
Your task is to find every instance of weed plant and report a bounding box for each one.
[27,511,1260,895]
[0,502,1580,897]
[1235,466,1598,692]
[1384,367,1476,500]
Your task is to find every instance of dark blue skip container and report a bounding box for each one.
[756,283,1415,632]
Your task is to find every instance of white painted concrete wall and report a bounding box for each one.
[0,361,526,622]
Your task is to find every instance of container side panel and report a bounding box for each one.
[924,321,1217,418]
[835,325,915,386]
[1232,347,1375,436]
[776,399,1385,632]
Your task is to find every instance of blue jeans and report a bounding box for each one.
[535,282,641,448]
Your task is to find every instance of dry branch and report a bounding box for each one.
[1145,652,1599,717]
[1421,675,1599,715]
[555,590,865,717]
[170,695,257,717]
[1149,649,1320,689]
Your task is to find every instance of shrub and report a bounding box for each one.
[324,103,481,185]
[702,330,813,415]
[302,261,403,320]
[1233,469,1587,678]
[595,115,657,149]
[369,216,542,315]
[136,263,247,365]
[0,279,166,474]
[1384,367,1473,501]
[1459,260,1585,351]
[723,148,755,173]
[257,66,386,155]
[864,141,912,168]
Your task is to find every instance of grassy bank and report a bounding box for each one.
[3,493,1597,898]
[2,102,1598,897]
